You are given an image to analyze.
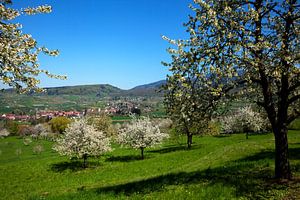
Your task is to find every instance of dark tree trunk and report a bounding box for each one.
[140,147,144,160]
[187,133,193,149]
[274,127,291,179]
[83,154,88,168]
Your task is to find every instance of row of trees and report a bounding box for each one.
[53,116,169,167]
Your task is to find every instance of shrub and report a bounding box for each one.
[49,117,71,134]
[23,137,32,146]
[31,124,47,139]
[15,148,22,157]
[40,131,58,141]
[0,129,10,138]
[18,125,36,137]
[33,144,44,154]
[5,120,19,136]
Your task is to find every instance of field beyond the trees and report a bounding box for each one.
[0,131,300,200]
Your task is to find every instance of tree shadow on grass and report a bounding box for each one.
[93,148,300,198]
[213,134,231,138]
[105,155,145,162]
[148,144,201,154]
[237,147,300,162]
[50,160,101,172]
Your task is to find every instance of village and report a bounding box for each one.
[0,101,142,122]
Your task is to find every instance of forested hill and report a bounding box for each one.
[1,80,166,98]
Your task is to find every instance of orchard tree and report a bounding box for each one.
[221,106,267,138]
[53,118,112,168]
[164,0,299,179]
[163,61,220,148]
[117,116,169,159]
[0,0,66,93]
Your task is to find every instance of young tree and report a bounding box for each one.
[0,0,66,93]
[53,118,111,168]
[49,117,71,134]
[163,69,218,148]
[164,0,299,179]
[117,116,169,159]
[221,106,267,137]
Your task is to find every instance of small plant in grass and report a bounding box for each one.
[117,116,169,159]
[33,144,44,155]
[23,137,32,146]
[15,148,22,157]
[53,118,112,168]
[0,129,10,138]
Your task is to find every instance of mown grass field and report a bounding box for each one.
[0,131,299,200]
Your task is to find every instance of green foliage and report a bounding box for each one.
[88,115,115,137]
[203,121,221,136]
[49,117,71,134]
[4,120,19,135]
[288,118,300,130]
[0,131,299,200]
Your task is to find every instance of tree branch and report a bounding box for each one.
[287,109,300,124]
[288,94,300,105]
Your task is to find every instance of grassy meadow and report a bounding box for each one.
[0,131,300,200]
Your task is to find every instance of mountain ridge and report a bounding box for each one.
[1,80,166,97]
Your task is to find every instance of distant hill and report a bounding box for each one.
[125,80,166,97]
[0,80,166,113]
[1,80,166,98]
[43,84,122,97]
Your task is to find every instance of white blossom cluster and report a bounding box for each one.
[117,116,169,150]
[0,2,66,93]
[53,119,112,159]
[0,129,10,138]
[221,106,267,134]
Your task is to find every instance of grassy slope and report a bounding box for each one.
[0,131,299,200]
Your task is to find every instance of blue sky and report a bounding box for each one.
[10,0,192,89]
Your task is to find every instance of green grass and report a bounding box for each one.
[0,131,300,200]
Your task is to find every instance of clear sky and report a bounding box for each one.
[10,0,192,89]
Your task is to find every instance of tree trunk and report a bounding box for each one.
[187,134,193,149]
[274,127,291,179]
[83,154,88,168]
[140,147,144,160]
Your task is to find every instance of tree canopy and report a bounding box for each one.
[164,0,299,179]
[53,118,112,167]
[0,1,66,93]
